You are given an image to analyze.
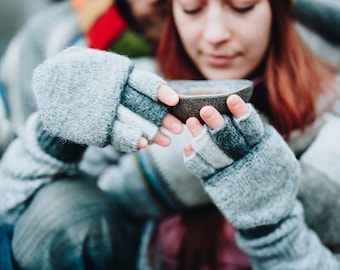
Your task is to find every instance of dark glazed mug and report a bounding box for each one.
[167,79,253,123]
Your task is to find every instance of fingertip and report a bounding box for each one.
[227,94,242,107]
[200,106,215,119]
[200,106,224,129]
[186,117,200,129]
[158,85,179,106]
[186,117,203,137]
[227,94,248,118]
[137,137,148,149]
[183,143,193,157]
[153,132,171,147]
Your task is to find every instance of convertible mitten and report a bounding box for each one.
[185,104,300,229]
[33,47,168,152]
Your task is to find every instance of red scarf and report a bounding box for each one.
[85,5,126,50]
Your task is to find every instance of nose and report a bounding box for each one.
[202,6,232,45]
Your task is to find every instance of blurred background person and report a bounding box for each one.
[0,0,168,156]
[0,0,49,56]
[0,1,167,268]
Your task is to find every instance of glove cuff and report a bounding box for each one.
[204,126,300,229]
[37,120,86,163]
[33,47,168,153]
[239,221,283,239]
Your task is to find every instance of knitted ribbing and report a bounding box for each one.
[36,120,86,163]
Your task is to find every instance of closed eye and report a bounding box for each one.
[233,5,254,13]
[183,7,202,15]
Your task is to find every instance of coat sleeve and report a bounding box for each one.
[0,111,162,230]
[0,113,85,229]
[298,115,340,246]
[236,201,340,270]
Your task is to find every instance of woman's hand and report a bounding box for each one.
[138,85,183,148]
[33,47,184,153]
[184,94,247,155]
[183,95,300,229]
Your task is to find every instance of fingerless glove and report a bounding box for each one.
[185,104,300,229]
[33,47,168,152]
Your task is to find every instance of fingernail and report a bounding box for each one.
[158,134,170,145]
[228,95,240,107]
[172,122,183,133]
[166,93,179,104]
[186,117,198,129]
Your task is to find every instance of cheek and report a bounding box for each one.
[178,29,197,55]
[173,4,202,58]
[243,13,272,71]
[174,21,198,57]
[248,27,270,60]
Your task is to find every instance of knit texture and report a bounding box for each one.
[298,162,340,245]
[36,120,86,163]
[185,105,300,229]
[0,0,154,149]
[237,201,340,269]
[0,113,79,226]
[33,47,167,152]
[298,117,340,245]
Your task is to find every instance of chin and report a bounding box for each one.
[202,67,251,80]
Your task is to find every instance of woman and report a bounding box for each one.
[0,0,340,269]
[152,0,340,268]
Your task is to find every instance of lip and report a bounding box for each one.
[204,54,236,67]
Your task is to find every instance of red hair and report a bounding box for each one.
[157,0,336,137]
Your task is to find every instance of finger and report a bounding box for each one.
[200,106,224,129]
[186,117,204,137]
[227,94,248,119]
[152,131,171,146]
[137,137,148,149]
[157,85,179,106]
[162,113,183,134]
[183,143,194,157]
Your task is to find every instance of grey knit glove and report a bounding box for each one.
[184,104,300,229]
[33,46,168,152]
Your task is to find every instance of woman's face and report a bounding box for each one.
[172,0,272,80]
